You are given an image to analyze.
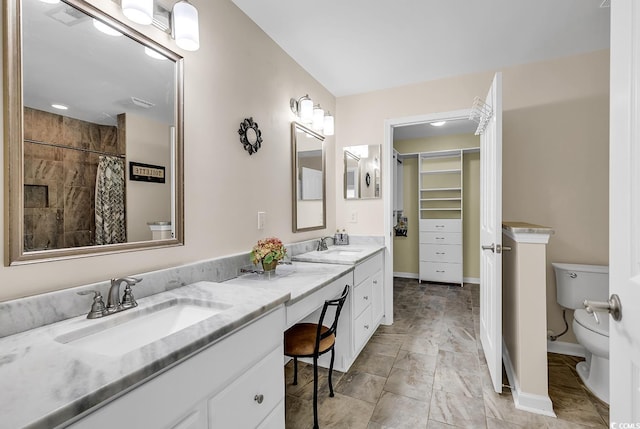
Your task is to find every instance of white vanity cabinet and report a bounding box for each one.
[352,251,384,355]
[68,307,285,429]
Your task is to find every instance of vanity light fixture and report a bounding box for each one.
[323,112,334,136]
[290,95,314,123]
[108,0,201,51]
[93,18,123,36]
[121,0,153,25]
[430,121,447,127]
[173,0,200,52]
[312,105,325,131]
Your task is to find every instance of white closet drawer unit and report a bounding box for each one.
[208,346,284,428]
[353,306,373,352]
[420,262,462,283]
[353,280,373,317]
[419,232,462,245]
[419,244,462,263]
[419,219,462,233]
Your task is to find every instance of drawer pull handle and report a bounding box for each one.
[436,225,445,228]
[364,324,370,330]
[436,270,445,273]
[436,252,445,255]
[254,394,264,404]
[363,296,369,300]
[373,280,378,284]
[435,237,444,240]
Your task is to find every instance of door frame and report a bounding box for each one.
[382,108,472,325]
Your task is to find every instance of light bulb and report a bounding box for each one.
[173,0,200,51]
[122,0,154,25]
[299,97,313,123]
[313,105,324,131]
[324,113,334,136]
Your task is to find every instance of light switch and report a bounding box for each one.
[349,211,358,223]
[257,211,266,230]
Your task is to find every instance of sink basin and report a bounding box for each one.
[55,298,232,357]
[325,247,364,256]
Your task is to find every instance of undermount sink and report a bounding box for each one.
[325,247,364,255]
[55,298,232,357]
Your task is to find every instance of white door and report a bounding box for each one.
[609,0,640,420]
[479,73,503,393]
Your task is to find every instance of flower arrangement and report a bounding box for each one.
[250,237,287,268]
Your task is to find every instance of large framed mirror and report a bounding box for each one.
[343,145,381,199]
[4,0,184,265]
[291,122,325,232]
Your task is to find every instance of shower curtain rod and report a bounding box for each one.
[24,138,125,159]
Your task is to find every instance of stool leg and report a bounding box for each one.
[313,356,319,429]
[328,348,336,397]
[293,357,298,385]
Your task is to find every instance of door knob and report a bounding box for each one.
[583,294,622,322]
[482,243,510,254]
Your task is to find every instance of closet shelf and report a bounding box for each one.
[420,198,461,202]
[420,208,462,212]
[420,169,461,175]
[421,187,462,192]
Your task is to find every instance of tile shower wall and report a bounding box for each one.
[23,107,124,250]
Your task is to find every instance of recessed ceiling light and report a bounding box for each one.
[144,47,168,60]
[92,18,123,37]
[430,121,446,127]
[51,104,68,110]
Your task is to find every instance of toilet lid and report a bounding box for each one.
[574,308,609,337]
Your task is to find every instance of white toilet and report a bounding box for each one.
[552,262,609,404]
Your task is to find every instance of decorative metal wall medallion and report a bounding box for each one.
[238,117,263,155]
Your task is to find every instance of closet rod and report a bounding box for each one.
[24,138,125,159]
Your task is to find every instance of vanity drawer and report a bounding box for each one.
[419,232,462,245]
[420,261,462,283]
[419,244,462,263]
[353,279,373,317]
[353,306,373,352]
[209,346,284,428]
[354,251,383,285]
[419,219,462,233]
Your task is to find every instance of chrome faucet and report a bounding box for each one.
[107,277,142,312]
[317,236,334,251]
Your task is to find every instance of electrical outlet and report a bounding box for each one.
[257,211,266,230]
[349,211,358,223]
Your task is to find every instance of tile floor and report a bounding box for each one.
[284,277,610,428]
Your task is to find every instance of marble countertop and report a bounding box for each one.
[225,261,353,305]
[0,282,289,429]
[502,221,554,234]
[291,244,384,266]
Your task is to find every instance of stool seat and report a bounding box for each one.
[285,323,335,356]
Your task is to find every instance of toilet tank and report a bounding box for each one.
[552,263,609,309]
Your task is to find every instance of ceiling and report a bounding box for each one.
[231,0,611,97]
[393,119,478,141]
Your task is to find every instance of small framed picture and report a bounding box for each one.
[129,162,165,183]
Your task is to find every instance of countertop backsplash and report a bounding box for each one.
[0,237,383,338]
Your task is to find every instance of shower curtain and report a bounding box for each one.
[95,155,126,245]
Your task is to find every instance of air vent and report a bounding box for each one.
[600,0,610,8]
[46,4,88,26]
[130,97,155,109]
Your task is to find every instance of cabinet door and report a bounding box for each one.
[353,279,373,317]
[171,406,208,429]
[256,400,285,429]
[353,306,373,353]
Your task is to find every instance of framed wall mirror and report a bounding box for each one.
[4,0,184,265]
[343,145,381,199]
[291,122,325,232]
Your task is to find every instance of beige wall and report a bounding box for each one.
[0,0,336,301]
[125,113,172,242]
[393,134,480,278]
[337,50,609,343]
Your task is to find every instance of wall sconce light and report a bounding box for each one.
[324,112,334,136]
[290,95,314,124]
[121,0,153,25]
[312,104,324,131]
[113,0,200,51]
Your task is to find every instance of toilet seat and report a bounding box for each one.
[574,308,609,337]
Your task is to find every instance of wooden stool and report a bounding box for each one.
[284,285,349,429]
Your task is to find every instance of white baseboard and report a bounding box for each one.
[547,340,586,358]
[393,272,419,279]
[502,339,556,417]
[464,277,480,284]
